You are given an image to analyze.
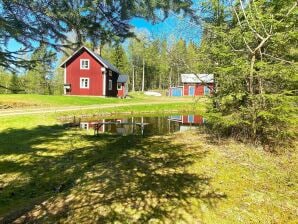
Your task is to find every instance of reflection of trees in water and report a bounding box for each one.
[82,115,203,136]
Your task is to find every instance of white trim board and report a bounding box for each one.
[60,46,109,68]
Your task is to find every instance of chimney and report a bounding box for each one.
[94,46,101,56]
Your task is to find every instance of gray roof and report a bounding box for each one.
[94,53,121,74]
[181,74,214,83]
[117,75,128,83]
[60,46,122,74]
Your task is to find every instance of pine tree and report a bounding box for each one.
[24,45,56,94]
[200,0,297,149]
[0,0,197,70]
[9,73,20,94]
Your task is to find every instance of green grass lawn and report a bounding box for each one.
[0,94,121,107]
[0,106,297,223]
[0,93,197,109]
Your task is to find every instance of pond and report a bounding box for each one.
[78,114,205,136]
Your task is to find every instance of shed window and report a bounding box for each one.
[109,80,113,90]
[80,59,89,69]
[188,115,194,123]
[117,83,122,90]
[80,78,89,88]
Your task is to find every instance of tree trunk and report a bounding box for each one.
[132,65,135,92]
[142,58,145,92]
[169,67,172,87]
[249,54,256,94]
[249,54,257,142]
[135,70,138,91]
[159,72,162,89]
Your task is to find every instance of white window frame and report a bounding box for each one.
[80,59,90,70]
[117,83,122,90]
[80,77,90,89]
[109,79,113,90]
[80,122,89,130]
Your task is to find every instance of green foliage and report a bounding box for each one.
[102,43,129,75]
[9,73,22,94]
[0,69,11,94]
[201,0,297,149]
[23,45,56,95]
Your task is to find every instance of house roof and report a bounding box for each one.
[60,46,121,74]
[181,74,214,83]
[117,74,128,83]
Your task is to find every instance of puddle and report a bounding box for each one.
[78,115,205,136]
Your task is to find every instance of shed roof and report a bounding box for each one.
[117,75,128,83]
[60,46,121,74]
[181,74,214,83]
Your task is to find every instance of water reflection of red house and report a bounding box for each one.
[80,118,131,135]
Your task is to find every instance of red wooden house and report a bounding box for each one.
[60,46,128,97]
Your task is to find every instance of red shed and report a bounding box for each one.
[181,74,214,96]
[60,46,128,97]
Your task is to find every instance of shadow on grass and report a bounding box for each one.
[0,125,226,223]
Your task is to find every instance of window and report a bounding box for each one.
[109,80,113,90]
[80,78,89,89]
[80,123,89,130]
[80,59,89,69]
[109,70,112,76]
[117,83,122,90]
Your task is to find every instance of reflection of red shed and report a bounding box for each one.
[181,115,204,124]
[169,115,204,125]
[117,75,128,98]
[60,46,128,97]
[181,74,214,96]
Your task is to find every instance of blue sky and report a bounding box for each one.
[130,16,202,43]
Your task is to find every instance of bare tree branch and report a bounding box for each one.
[233,6,254,53]
[239,0,264,40]
[262,53,295,64]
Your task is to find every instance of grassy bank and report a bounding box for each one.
[0,126,296,223]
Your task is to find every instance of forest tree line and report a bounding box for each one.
[0,38,206,94]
